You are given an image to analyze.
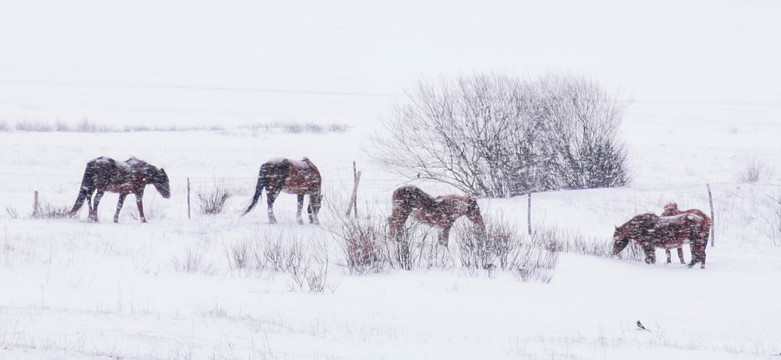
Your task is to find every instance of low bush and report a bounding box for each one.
[225,234,332,293]
[33,201,69,219]
[328,214,387,274]
[197,185,232,215]
[738,153,771,183]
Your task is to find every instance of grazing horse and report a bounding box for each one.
[660,202,713,264]
[388,185,485,246]
[242,157,322,224]
[612,213,709,269]
[68,157,171,223]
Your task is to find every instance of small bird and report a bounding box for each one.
[636,320,650,331]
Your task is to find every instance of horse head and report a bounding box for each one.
[662,202,679,216]
[612,225,631,256]
[153,168,171,199]
[465,197,486,236]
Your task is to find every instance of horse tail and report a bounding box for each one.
[68,161,96,215]
[243,163,271,216]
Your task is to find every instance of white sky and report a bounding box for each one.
[2,0,780,104]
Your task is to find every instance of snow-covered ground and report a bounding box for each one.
[2,1,781,359]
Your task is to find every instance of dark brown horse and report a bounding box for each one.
[660,202,713,264]
[242,157,322,224]
[68,157,170,223]
[388,185,485,246]
[612,213,709,269]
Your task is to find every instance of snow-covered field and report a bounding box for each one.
[2,1,781,359]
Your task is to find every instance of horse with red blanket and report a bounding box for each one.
[68,157,170,223]
[243,157,322,225]
[388,185,485,246]
[612,212,709,269]
[660,202,712,264]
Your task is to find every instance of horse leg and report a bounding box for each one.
[308,194,321,225]
[688,241,706,269]
[307,202,315,224]
[296,194,304,225]
[439,224,453,247]
[642,244,656,264]
[266,188,280,224]
[91,190,104,222]
[677,247,686,264]
[135,192,147,223]
[114,193,127,223]
[388,205,411,241]
[665,249,672,264]
[388,206,412,241]
[81,191,94,219]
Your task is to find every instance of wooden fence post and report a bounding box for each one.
[706,183,714,247]
[346,162,361,217]
[33,190,41,218]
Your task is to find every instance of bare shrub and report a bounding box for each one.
[769,198,781,247]
[249,235,331,292]
[198,185,232,215]
[384,221,439,271]
[455,223,498,270]
[738,153,771,183]
[0,120,8,132]
[511,245,558,283]
[305,253,330,293]
[33,202,69,219]
[327,214,387,274]
[174,249,213,274]
[228,241,250,270]
[283,123,304,134]
[123,125,151,132]
[329,210,441,272]
[74,119,113,133]
[5,207,18,219]
[303,123,324,133]
[16,120,52,132]
[328,124,349,133]
[263,239,291,272]
[537,226,643,262]
[453,218,558,282]
[285,241,308,289]
[55,121,70,132]
[240,121,348,134]
[374,73,629,197]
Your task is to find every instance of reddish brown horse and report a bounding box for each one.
[388,185,485,246]
[612,213,709,268]
[68,157,171,223]
[660,202,712,264]
[243,157,322,224]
